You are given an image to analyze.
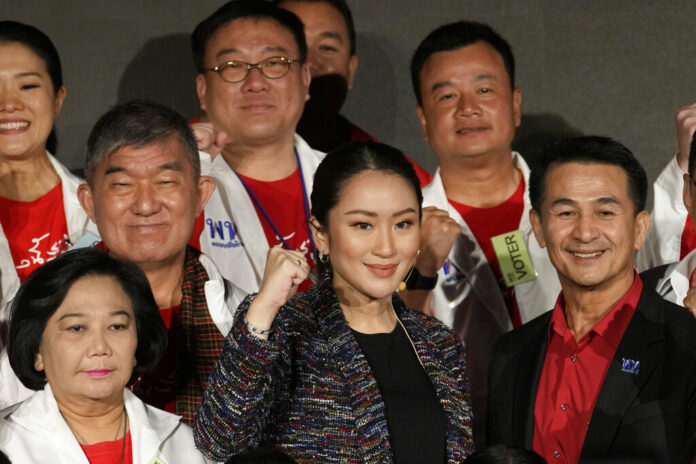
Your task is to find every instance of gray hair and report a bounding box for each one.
[85,100,200,184]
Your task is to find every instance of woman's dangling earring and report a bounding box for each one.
[398,249,420,291]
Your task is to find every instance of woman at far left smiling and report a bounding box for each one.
[0,21,98,310]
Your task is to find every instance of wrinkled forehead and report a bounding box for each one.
[205,17,300,64]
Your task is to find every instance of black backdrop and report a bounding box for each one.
[8,1,696,207]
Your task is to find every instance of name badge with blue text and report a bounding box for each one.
[491,230,537,287]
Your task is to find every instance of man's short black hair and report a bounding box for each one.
[85,99,200,185]
[410,20,515,106]
[529,136,648,214]
[8,248,167,391]
[191,0,307,72]
[273,0,356,55]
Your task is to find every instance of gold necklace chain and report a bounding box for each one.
[64,406,128,464]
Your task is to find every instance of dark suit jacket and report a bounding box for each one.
[487,288,696,463]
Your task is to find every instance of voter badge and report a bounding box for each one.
[491,230,537,287]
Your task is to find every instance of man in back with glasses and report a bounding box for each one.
[190,0,323,294]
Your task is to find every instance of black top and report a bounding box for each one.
[352,322,446,464]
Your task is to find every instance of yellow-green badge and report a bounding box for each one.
[148,458,166,464]
[491,230,537,287]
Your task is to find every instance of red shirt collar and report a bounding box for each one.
[548,273,643,349]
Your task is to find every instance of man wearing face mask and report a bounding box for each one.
[274,0,433,186]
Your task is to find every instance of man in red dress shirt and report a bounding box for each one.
[487,136,696,463]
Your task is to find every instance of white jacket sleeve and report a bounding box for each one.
[637,156,688,271]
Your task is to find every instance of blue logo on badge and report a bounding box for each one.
[621,358,640,375]
[206,218,242,248]
[443,258,464,284]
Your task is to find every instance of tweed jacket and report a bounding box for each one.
[193,280,474,463]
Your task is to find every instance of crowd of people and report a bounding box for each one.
[1,1,695,463]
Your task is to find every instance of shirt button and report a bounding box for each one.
[560,403,569,411]
[570,354,578,362]
[553,450,561,459]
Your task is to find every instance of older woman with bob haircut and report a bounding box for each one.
[0,248,209,463]
[194,141,474,463]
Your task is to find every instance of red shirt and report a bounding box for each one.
[131,305,180,414]
[237,169,315,291]
[680,218,696,260]
[448,174,526,327]
[532,275,643,463]
[0,182,68,282]
[190,169,316,291]
[80,431,133,464]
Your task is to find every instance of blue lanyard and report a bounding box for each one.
[234,148,317,260]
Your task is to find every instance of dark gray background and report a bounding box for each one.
[7,1,696,199]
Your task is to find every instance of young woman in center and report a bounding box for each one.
[194,141,474,463]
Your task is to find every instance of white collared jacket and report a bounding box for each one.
[637,155,687,271]
[0,384,213,463]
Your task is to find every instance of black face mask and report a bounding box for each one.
[296,73,349,152]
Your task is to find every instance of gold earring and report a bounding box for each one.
[398,249,420,291]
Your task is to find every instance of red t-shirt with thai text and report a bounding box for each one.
[237,169,315,291]
[79,431,133,464]
[0,182,68,282]
[448,175,525,327]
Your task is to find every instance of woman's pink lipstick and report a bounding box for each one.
[85,369,112,377]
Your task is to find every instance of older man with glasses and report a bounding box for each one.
[190,0,323,295]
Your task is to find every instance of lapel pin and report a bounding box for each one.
[621,358,640,375]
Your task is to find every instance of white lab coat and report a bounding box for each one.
[0,384,212,464]
[0,152,99,309]
[198,134,325,294]
[421,152,561,442]
[637,155,687,271]
[0,252,244,409]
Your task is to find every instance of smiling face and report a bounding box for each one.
[313,171,420,305]
[278,0,357,87]
[416,41,520,164]
[196,18,310,148]
[35,275,137,405]
[78,136,214,270]
[530,162,649,293]
[0,42,66,160]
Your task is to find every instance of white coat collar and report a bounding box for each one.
[5,384,183,463]
[424,151,532,231]
[661,247,696,303]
